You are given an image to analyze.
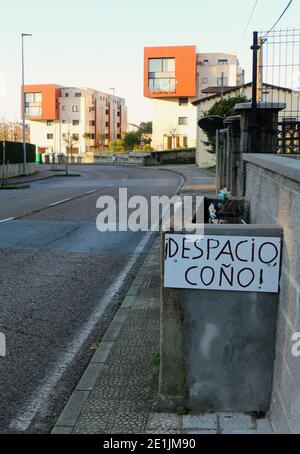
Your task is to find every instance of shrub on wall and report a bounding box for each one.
[0,141,36,164]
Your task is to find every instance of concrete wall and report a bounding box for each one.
[244,154,300,434]
[159,224,282,414]
[0,162,36,178]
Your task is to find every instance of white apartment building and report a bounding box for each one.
[144,46,244,153]
[24,84,127,156]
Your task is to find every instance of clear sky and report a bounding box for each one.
[0,0,299,124]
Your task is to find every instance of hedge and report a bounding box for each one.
[0,141,36,164]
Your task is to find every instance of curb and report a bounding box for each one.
[8,174,55,185]
[51,234,160,434]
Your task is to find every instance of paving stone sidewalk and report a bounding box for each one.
[52,164,273,435]
[52,235,273,435]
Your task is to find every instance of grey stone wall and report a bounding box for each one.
[244,155,300,434]
[0,162,36,178]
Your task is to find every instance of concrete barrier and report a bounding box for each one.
[0,162,36,179]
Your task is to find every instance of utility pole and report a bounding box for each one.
[251,31,260,153]
[221,71,225,101]
[21,33,32,176]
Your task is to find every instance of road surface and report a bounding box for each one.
[0,165,181,433]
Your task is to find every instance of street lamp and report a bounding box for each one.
[110,88,115,154]
[21,33,32,176]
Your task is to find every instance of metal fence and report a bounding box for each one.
[256,28,300,154]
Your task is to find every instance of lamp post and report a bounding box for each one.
[21,33,32,176]
[110,88,115,154]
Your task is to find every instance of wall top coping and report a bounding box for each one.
[235,101,286,111]
[164,225,283,238]
[243,153,300,184]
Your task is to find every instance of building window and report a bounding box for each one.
[178,117,188,126]
[65,93,69,97]
[47,121,53,126]
[117,134,121,139]
[217,77,228,87]
[105,122,109,127]
[183,136,188,148]
[75,92,82,97]
[90,134,95,139]
[89,120,95,126]
[106,109,109,115]
[25,92,42,117]
[47,134,53,140]
[117,123,120,128]
[148,57,176,94]
[72,106,79,112]
[89,107,95,112]
[218,59,228,65]
[73,120,79,126]
[62,106,66,110]
[105,133,109,139]
[62,133,66,138]
[117,111,121,117]
[202,77,208,84]
[203,60,209,65]
[62,120,66,124]
[179,97,189,106]
[72,134,79,140]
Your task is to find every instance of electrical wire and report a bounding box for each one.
[264,0,294,37]
[236,0,259,52]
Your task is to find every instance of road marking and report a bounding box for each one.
[0,218,15,224]
[9,230,154,432]
[48,198,72,207]
[86,185,113,195]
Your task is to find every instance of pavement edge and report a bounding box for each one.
[51,234,160,434]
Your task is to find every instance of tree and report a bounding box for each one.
[108,139,124,152]
[202,95,249,154]
[62,133,79,175]
[83,132,92,152]
[138,121,152,135]
[123,132,140,151]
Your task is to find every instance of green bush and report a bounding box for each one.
[0,141,36,164]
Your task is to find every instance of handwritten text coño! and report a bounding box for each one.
[164,235,281,293]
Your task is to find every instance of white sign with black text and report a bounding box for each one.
[164,234,282,293]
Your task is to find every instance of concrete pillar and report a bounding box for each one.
[235,102,286,154]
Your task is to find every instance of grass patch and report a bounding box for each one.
[151,352,161,367]
[53,173,82,178]
[205,166,216,173]
[0,184,30,190]
[176,406,189,416]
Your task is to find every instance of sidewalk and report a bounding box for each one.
[52,164,273,435]
[8,167,54,185]
[160,164,216,194]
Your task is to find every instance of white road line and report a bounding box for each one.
[46,185,115,209]
[0,218,15,224]
[48,198,72,207]
[9,230,153,432]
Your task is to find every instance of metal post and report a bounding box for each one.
[110,88,115,154]
[21,33,32,176]
[251,31,260,153]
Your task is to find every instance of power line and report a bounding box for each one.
[237,0,259,52]
[264,0,294,37]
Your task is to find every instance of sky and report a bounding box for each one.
[0,0,299,124]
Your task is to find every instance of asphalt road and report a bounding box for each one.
[0,165,181,433]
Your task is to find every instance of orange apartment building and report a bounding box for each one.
[144,45,244,163]
[23,84,128,156]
